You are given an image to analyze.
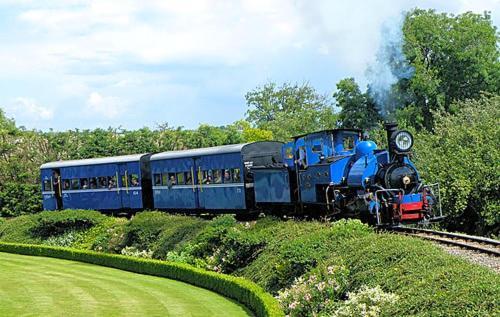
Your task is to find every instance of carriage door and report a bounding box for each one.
[194,157,204,209]
[118,163,131,209]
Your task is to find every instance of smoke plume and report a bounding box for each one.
[366,15,414,119]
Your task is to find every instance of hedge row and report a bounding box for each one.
[0,242,283,317]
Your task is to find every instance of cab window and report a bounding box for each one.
[343,136,354,151]
[285,147,294,159]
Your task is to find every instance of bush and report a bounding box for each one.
[333,233,500,316]
[123,211,174,249]
[0,215,41,244]
[0,242,284,317]
[277,262,349,317]
[91,217,128,253]
[0,183,42,217]
[152,215,208,259]
[413,95,500,236]
[330,285,399,317]
[30,209,106,238]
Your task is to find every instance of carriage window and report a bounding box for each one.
[108,176,117,189]
[89,177,97,189]
[232,168,241,182]
[185,172,193,185]
[168,173,177,186]
[223,169,232,183]
[71,179,80,190]
[176,172,185,185]
[80,178,89,190]
[162,174,168,186]
[203,170,212,184]
[213,169,222,184]
[43,180,52,191]
[154,174,162,186]
[343,136,355,151]
[98,177,107,188]
[130,174,140,187]
[63,179,70,190]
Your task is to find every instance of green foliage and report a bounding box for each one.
[333,233,500,316]
[0,242,284,317]
[0,215,41,244]
[123,211,174,248]
[31,209,106,238]
[277,262,350,317]
[90,217,128,253]
[0,183,42,217]
[330,285,399,317]
[413,96,500,235]
[334,78,382,130]
[245,82,337,141]
[402,9,499,130]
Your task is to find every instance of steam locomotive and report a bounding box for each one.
[40,123,442,225]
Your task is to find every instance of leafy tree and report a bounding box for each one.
[245,82,337,141]
[333,78,382,130]
[413,95,499,235]
[232,120,273,142]
[402,9,499,130]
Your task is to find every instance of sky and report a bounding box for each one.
[0,0,498,131]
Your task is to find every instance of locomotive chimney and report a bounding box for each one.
[385,122,398,159]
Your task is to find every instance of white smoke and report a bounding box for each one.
[366,15,414,119]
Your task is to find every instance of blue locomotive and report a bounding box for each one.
[40,123,442,225]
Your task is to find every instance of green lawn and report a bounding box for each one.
[0,252,252,317]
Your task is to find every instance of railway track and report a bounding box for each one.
[390,226,500,257]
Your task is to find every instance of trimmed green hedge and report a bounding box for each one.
[0,242,283,317]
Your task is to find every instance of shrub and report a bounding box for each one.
[0,242,284,317]
[123,211,174,249]
[0,215,41,244]
[151,216,208,259]
[91,217,128,253]
[30,209,106,238]
[330,285,399,317]
[121,246,153,258]
[0,183,42,217]
[277,262,349,317]
[333,233,500,316]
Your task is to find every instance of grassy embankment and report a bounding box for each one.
[0,210,498,316]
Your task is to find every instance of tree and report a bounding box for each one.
[334,78,382,130]
[413,95,500,235]
[402,9,499,130]
[245,82,337,141]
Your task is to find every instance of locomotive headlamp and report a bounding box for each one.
[393,130,413,152]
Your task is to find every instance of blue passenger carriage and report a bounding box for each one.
[40,154,153,212]
[150,142,283,214]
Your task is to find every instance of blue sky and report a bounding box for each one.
[0,0,498,131]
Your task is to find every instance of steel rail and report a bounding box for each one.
[389,226,500,257]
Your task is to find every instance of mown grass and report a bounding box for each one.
[0,251,251,317]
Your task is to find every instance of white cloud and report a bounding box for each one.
[7,97,54,121]
[85,92,124,119]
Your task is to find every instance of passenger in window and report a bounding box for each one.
[186,173,192,185]
[63,180,70,190]
[81,179,89,189]
[224,170,231,183]
[89,178,97,189]
[203,171,212,184]
[99,177,107,188]
[168,175,176,188]
[131,175,140,187]
[233,169,241,182]
[213,170,222,183]
[154,174,161,186]
[108,177,116,190]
